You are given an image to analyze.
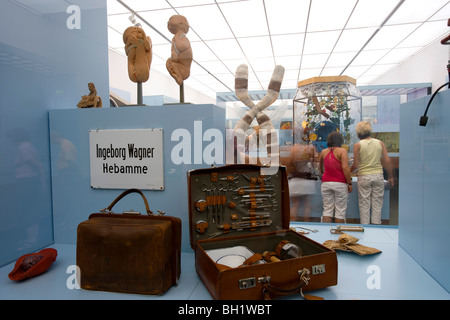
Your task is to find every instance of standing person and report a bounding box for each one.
[287,143,318,221]
[351,121,394,224]
[319,132,352,223]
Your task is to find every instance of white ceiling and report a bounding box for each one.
[107,0,450,99]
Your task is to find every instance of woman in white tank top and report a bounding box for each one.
[350,121,394,224]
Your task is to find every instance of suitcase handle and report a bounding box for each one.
[104,188,153,215]
[261,268,310,300]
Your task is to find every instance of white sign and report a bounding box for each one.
[89,129,164,190]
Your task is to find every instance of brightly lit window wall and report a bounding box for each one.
[218,83,431,226]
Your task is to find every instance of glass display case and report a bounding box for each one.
[293,76,362,153]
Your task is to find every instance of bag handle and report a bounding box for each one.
[261,268,322,300]
[101,188,153,215]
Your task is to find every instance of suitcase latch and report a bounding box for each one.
[312,264,326,275]
[258,275,271,284]
[238,277,256,289]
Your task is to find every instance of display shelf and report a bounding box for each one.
[1,224,448,300]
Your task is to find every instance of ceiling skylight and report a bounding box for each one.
[107,0,450,99]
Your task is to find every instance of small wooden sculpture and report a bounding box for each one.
[77,82,102,108]
[166,15,193,86]
[123,26,152,83]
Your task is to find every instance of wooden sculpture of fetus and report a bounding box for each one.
[166,15,193,86]
[123,26,152,83]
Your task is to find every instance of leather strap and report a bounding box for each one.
[275,240,290,257]
[239,253,263,267]
[104,188,153,215]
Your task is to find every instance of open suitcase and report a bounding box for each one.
[187,164,337,300]
[76,188,181,295]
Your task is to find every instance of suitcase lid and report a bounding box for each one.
[187,164,290,249]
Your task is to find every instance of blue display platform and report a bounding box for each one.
[1,223,448,300]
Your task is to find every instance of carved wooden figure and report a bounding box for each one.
[166,15,193,86]
[77,82,102,108]
[123,26,152,83]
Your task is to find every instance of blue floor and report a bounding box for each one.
[1,223,448,300]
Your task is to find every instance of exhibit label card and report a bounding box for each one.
[89,129,164,190]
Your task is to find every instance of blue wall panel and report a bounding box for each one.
[0,0,109,266]
[399,89,450,292]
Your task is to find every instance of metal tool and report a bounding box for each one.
[241,214,270,220]
[236,188,275,195]
[255,203,278,210]
[296,226,318,233]
[219,174,239,183]
[231,192,275,200]
[330,225,364,234]
[200,184,212,222]
[239,201,278,211]
[235,184,274,189]
[242,173,272,182]
[238,193,276,199]
[218,219,272,230]
[218,184,227,224]
[289,227,309,235]
[227,201,270,217]
[238,198,265,205]
[211,184,218,223]
[229,184,274,192]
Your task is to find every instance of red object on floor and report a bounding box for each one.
[8,248,57,281]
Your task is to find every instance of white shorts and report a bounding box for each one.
[288,177,316,196]
[357,173,384,224]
